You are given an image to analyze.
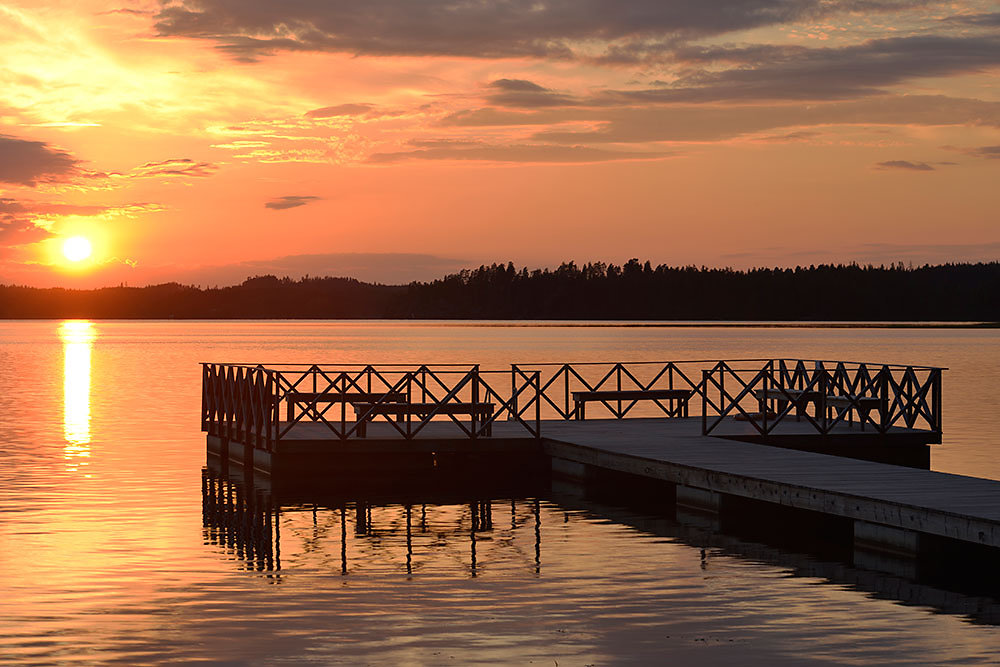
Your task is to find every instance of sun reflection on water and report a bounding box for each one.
[60,320,95,469]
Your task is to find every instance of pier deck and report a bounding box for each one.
[537,418,1000,549]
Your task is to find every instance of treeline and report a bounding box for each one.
[1,261,998,320]
[0,275,398,319]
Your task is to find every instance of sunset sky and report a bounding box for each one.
[1,0,998,287]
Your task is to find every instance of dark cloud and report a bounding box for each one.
[941,12,1000,27]
[599,35,1000,102]
[265,195,322,210]
[154,0,917,61]
[305,103,375,118]
[962,145,1000,159]
[489,79,547,92]
[0,134,78,186]
[875,160,934,171]
[485,78,579,108]
[368,143,674,164]
[527,95,1000,143]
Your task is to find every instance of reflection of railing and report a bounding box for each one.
[700,359,943,437]
[202,470,544,576]
[201,363,542,450]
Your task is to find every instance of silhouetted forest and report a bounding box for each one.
[1,261,998,321]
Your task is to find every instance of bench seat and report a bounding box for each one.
[352,401,495,437]
[571,389,693,420]
[285,391,406,420]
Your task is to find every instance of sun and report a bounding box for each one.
[63,236,93,263]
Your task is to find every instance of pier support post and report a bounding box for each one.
[853,520,920,578]
[550,457,587,482]
[675,485,721,530]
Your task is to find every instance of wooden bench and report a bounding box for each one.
[352,402,495,437]
[286,391,407,421]
[753,389,884,428]
[753,388,824,419]
[825,395,884,429]
[571,389,693,420]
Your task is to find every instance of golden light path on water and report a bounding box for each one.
[60,320,94,471]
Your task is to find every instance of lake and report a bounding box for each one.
[1,320,999,664]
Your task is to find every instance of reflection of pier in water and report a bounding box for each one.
[202,468,1000,626]
[552,489,1000,626]
[202,471,543,577]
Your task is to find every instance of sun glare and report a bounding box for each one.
[63,236,92,263]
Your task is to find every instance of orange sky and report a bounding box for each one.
[1,0,998,287]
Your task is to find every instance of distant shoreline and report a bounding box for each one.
[1,317,996,328]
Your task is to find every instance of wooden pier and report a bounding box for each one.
[201,359,1000,569]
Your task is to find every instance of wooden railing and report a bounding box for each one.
[202,359,943,449]
[700,359,943,437]
[510,361,713,421]
[511,359,942,438]
[202,363,541,450]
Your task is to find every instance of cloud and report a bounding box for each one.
[128,158,217,178]
[84,158,219,183]
[875,160,934,171]
[154,0,914,61]
[598,35,1000,102]
[485,78,579,108]
[941,12,1000,27]
[167,252,471,286]
[0,198,164,248]
[264,195,322,210]
[0,134,78,186]
[528,95,1000,144]
[367,143,675,164]
[959,145,1000,159]
[305,103,375,118]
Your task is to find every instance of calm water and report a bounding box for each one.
[1,320,999,665]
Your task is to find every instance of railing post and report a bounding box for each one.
[534,371,541,438]
[933,368,943,434]
[616,363,622,418]
[563,365,570,419]
[471,368,480,439]
[762,363,769,434]
[510,365,517,421]
[880,366,889,434]
[701,370,708,435]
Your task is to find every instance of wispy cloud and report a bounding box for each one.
[368,142,675,164]
[264,195,322,210]
[305,103,375,118]
[875,160,934,171]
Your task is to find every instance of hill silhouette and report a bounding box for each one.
[1,261,997,321]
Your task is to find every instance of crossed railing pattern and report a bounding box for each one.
[202,359,943,449]
[510,361,713,421]
[202,363,541,449]
[701,359,943,437]
[202,363,277,451]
